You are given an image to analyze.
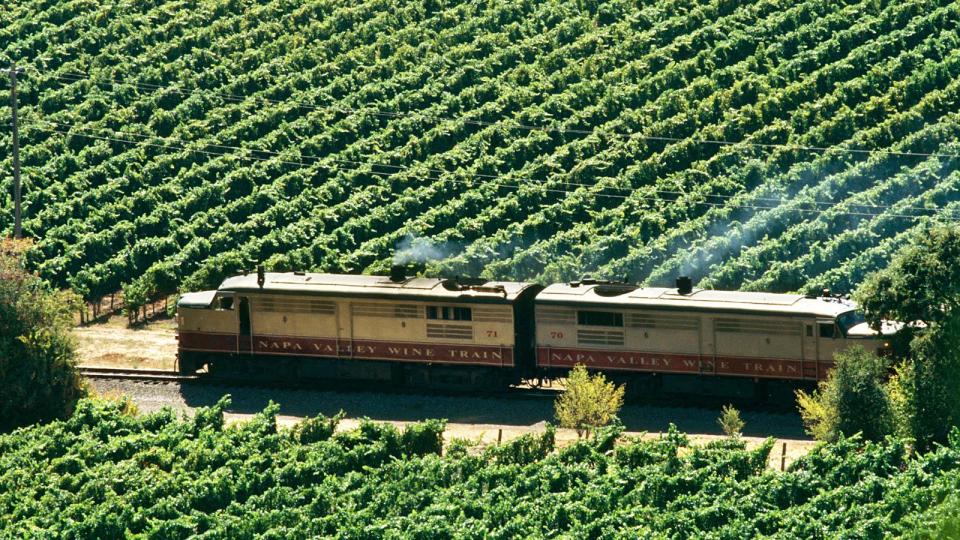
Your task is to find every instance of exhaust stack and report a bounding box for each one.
[676,276,692,295]
[389,265,407,283]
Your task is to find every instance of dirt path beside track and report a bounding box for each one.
[74,317,177,371]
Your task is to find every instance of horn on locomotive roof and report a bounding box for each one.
[257,264,266,289]
[390,264,407,283]
[676,276,693,295]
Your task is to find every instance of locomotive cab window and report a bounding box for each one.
[577,311,623,327]
[215,295,234,311]
[426,306,472,321]
[819,322,836,339]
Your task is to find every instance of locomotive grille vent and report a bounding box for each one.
[352,303,421,318]
[536,308,576,324]
[627,314,699,330]
[577,329,625,346]
[472,307,512,323]
[426,323,474,340]
[258,297,336,315]
[715,319,801,336]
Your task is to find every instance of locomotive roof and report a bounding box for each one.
[214,272,537,304]
[536,282,857,318]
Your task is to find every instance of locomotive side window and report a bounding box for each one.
[577,311,623,327]
[426,306,472,321]
[216,296,234,311]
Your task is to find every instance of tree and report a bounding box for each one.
[856,224,960,450]
[856,225,960,327]
[555,364,625,437]
[0,238,86,432]
[718,404,745,438]
[796,346,894,443]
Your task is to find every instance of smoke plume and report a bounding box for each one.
[393,233,460,265]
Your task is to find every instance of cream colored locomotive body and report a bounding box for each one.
[177,272,539,376]
[535,282,888,381]
[178,272,891,385]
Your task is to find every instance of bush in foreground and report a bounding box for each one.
[0,238,85,432]
[796,346,894,443]
[555,364,625,437]
[718,404,745,438]
[3,397,960,537]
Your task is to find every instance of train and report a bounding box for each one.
[176,266,894,397]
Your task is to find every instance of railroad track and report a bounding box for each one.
[78,366,197,383]
[77,366,561,398]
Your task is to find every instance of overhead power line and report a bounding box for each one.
[19,119,960,222]
[30,69,960,161]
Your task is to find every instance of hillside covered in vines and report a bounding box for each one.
[2,0,960,302]
[2,397,959,537]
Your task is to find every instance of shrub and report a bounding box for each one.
[0,238,85,432]
[856,225,960,450]
[718,404,745,438]
[401,419,447,456]
[555,365,625,437]
[900,315,960,450]
[796,346,894,442]
[292,410,344,444]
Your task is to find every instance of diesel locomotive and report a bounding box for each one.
[176,267,894,395]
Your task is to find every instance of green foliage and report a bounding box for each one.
[796,346,894,443]
[857,225,960,327]
[0,238,86,432]
[856,224,960,450]
[555,365,625,437]
[401,418,447,456]
[718,404,745,438]
[485,425,556,466]
[4,0,960,304]
[905,491,960,540]
[902,315,960,450]
[3,398,958,537]
[191,395,231,435]
[291,410,344,444]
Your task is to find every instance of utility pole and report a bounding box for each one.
[9,63,22,238]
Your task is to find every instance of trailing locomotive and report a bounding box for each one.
[176,267,894,395]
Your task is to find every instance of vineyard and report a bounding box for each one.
[0,397,957,537]
[2,0,960,306]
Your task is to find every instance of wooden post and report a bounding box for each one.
[9,64,22,238]
[780,442,787,471]
[497,428,503,444]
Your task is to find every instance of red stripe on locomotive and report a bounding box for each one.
[179,331,514,367]
[537,346,832,381]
